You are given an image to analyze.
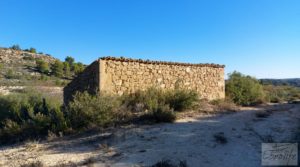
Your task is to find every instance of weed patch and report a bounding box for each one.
[213,132,228,144]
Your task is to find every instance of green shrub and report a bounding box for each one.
[121,87,198,123]
[54,79,67,86]
[23,56,35,61]
[5,69,18,79]
[0,87,200,144]
[122,87,198,112]
[0,92,67,144]
[73,62,85,75]
[263,85,300,103]
[65,56,75,67]
[10,44,21,50]
[121,87,165,112]
[165,89,198,111]
[0,120,22,141]
[20,161,44,167]
[210,99,239,112]
[66,91,119,130]
[36,59,49,74]
[40,75,48,81]
[29,47,37,53]
[63,62,71,78]
[226,71,265,106]
[51,60,64,77]
[146,104,176,123]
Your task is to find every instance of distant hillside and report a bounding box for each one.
[260,78,300,87]
[0,46,85,86]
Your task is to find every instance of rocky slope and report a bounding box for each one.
[0,47,65,87]
[0,47,57,64]
[0,48,57,78]
[0,48,69,99]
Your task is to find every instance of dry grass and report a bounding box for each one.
[177,99,239,119]
[20,161,44,167]
[24,140,41,151]
[210,99,239,112]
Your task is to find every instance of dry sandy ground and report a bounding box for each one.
[0,104,299,167]
[0,86,63,96]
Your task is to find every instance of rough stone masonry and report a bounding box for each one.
[64,57,225,104]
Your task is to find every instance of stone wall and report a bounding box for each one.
[100,57,225,100]
[64,57,225,104]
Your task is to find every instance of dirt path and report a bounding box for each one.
[0,104,299,167]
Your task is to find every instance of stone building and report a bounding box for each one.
[63,57,225,104]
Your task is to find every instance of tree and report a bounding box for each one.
[29,47,37,53]
[63,62,71,78]
[36,59,49,74]
[65,56,75,67]
[10,45,21,50]
[51,60,64,77]
[226,71,265,106]
[73,62,85,75]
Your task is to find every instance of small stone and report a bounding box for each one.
[186,67,191,72]
[117,91,123,95]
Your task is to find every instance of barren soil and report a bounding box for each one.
[0,104,299,167]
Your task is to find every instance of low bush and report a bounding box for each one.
[36,59,49,74]
[263,85,300,103]
[66,91,120,130]
[5,69,20,79]
[226,71,265,106]
[121,87,166,112]
[0,88,185,144]
[142,104,176,123]
[10,44,21,50]
[0,87,203,144]
[210,99,239,112]
[23,56,35,61]
[0,92,67,144]
[54,79,67,86]
[29,47,37,53]
[121,87,198,122]
[165,89,198,111]
[122,87,198,112]
[20,161,44,167]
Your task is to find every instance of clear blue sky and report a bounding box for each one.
[0,0,299,79]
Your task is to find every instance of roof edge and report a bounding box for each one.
[99,56,225,68]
